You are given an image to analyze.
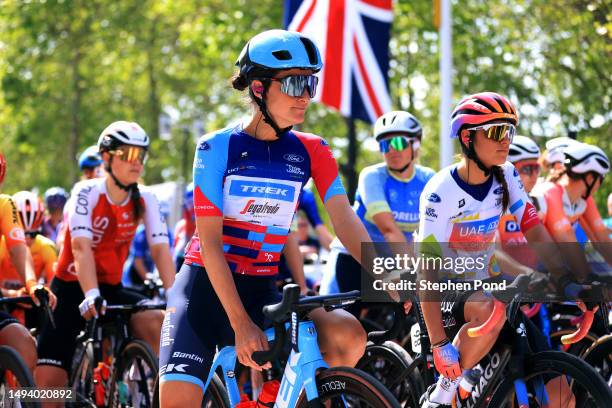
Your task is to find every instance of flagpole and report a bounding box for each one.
[439,0,453,167]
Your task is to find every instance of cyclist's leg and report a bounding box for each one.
[454,290,506,369]
[309,307,367,367]
[319,247,341,295]
[35,278,83,408]
[0,313,36,371]
[334,252,363,317]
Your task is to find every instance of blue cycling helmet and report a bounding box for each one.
[183,182,194,210]
[236,30,323,78]
[44,187,69,211]
[78,145,102,170]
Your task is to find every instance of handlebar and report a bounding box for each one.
[520,303,542,319]
[367,303,405,344]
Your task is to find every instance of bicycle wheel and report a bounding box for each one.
[582,333,612,387]
[151,372,230,408]
[0,346,40,408]
[295,366,401,408]
[357,341,423,407]
[67,341,96,408]
[108,340,157,408]
[488,350,612,407]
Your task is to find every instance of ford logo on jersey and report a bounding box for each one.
[283,153,304,163]
[427,193,442,203]
[493,186,504,195]
[230,180,296,203]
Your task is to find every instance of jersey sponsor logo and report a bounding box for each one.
[505,220,520,232]
[75,185,94,215]
[493,186,504,195]
[320,139,329,146]
[427,193,442,203]
[229,180,295,203]
[194,157,205,169]
[160,363,188,374]
[172,352,204,363]
[425,207,438,218]
[239,200,281,216]
[458,198,465,208]
[513,168,519,177]
[449,214,499,251]
[197,141,210,151]
[285,164,305,176]
[8,227,25,241]
[91,216,110,246]
[240,151,249,159]
[393,211,419,222]
[283,153,304,163]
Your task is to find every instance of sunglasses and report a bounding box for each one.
[379,136,419,153]
[470,123,516,143]
[110,146,148,165]
[270,75,319,98]
[25,231,39,238]
[516,163,541,176]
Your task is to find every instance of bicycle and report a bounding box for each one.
[69,299,165,408]
[154,285,401,407]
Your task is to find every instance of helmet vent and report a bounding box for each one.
[117,130,130,140]
[272,50,292,61]
[300,37,319,65]
[596,157,609,169]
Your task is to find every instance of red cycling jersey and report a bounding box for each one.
[54,178,169,285]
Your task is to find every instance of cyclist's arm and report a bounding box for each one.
[580,197,612,264]
[133,257,149,281]
[150,243,174,289]
[8,243,37,284]
[372,212,408,244]
[314,224,334,251]
[494,246,534,276]
[197,216,250,327]
[283,230,308,294]
[41,243,57,284]
[72,236,99,293]
[325,195,371,264]
[142,191,175,288]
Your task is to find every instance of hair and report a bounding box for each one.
[231,73,249,91]
[131,184,145,222]
[491,165,509,213]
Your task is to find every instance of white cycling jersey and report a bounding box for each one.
[415,162,540,281]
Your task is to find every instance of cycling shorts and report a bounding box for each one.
[0,311,20,332]
[36,278,146,372]
[158,264,281,392]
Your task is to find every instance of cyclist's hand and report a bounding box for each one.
[403,300,412,315]
[25,279,57,309]
[78,289,106,320]
[234,320,271,371]
[432,339,461,379]
[8,287,33,309]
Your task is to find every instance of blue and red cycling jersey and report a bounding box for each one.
[184,125,345,276]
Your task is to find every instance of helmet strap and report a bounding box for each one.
[250,80,292,139]
[581,173,600,200]
[105,156,137,192]
[461,132,492,177]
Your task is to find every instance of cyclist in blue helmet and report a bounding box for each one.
[77,145,103,180]
[42,187,68,244]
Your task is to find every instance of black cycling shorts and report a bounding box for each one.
[158,264,281,391]
[36,278,146,372]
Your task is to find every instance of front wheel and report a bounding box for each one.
[108,340,158,408]
[488,350,612,407]
[0,346,39,408]
[295,366,401,408]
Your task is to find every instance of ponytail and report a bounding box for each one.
[491,165,509,213]
[131,184,145,222]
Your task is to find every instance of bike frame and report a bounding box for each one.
[205,316,328,407]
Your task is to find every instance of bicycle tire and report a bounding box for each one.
[488,350,612,407]
[357,341,424,407]
[582,333,612,386]
[67,341,96,408]
[295,366,401,408]
[151,372,230,408]
[0,346,40,408]
[108,339,158,407]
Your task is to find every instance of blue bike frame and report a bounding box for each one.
[203,317,328,407]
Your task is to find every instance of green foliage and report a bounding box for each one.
[0,0,609,212]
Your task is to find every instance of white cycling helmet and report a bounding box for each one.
[508,135,540,163]
[564,143,610,177]
[97,121,149,152]
[545,137,578,164]
[13,191,45,232]
[374,111,422,141]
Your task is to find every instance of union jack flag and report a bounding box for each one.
[284,0,393,124]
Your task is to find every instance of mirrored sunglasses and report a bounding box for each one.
[379,136,418,153]
[110,146,148,164]
[270,75,319,98]
[470,123,516,143]
[516,163,541,176]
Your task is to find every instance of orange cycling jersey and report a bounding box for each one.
[0,234,57,288]
[0,194,25,249]
[535,181,606,241]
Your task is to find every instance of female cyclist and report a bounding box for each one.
[320,111,435,314]
[534,142,611,276]
[34,121,176,404]
[416,92,576,408]
[158,29,371,408]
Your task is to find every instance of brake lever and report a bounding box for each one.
[34,288,56,330]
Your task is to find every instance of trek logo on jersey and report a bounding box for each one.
[229,180,295,203]
[427,193,442,203]
[239,200,281,216]
[283,153,304,163]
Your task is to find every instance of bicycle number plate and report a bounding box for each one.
[410,323,421,353]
